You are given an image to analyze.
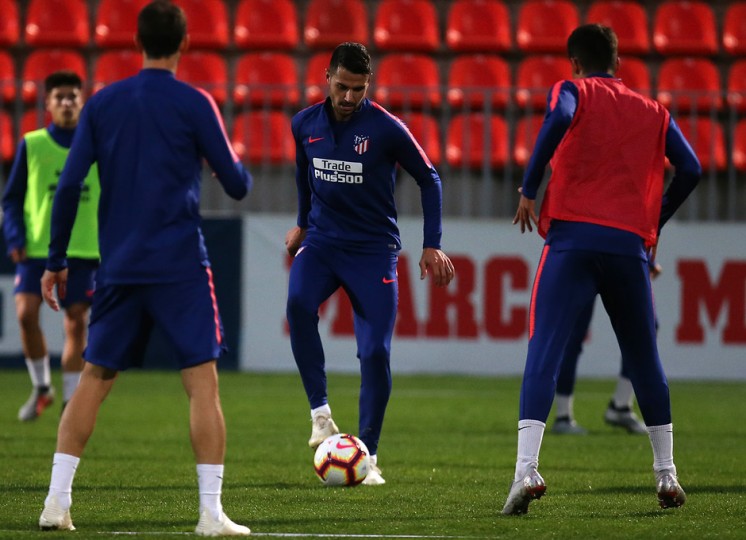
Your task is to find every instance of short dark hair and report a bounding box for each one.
[567,24,618,74]
[44,70,83,94]
[137,1,187,59]
[328,42,372,76]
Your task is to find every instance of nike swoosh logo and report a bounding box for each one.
[336,441,357,450]
[382,277,396,284]
[308,136,324,143]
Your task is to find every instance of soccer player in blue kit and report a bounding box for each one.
[285,42,455,486]
[503,25,700,515]
[37,1,252,535]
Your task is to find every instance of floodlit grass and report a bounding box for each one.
[0,370,743,539]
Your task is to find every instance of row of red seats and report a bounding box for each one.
[2,109,741,173]
[0,0,744,56]
[3,49,745,114]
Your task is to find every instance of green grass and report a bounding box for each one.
[0,370,743,539]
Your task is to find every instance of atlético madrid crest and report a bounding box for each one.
[353,135,370,155]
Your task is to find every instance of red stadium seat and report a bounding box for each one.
[0,111,14,162]
[304,0,369,49]
[95,0,149,48]
[727,60,746,114]
[723,3,746,56]
[397,111,441,164]
[733,119,746,171]
[515,55,569,112]
[373,54,441,110]
[446,113,509,169]
[653,1,718,56]
[0,0,20,47]
[93,51,141,93]
[677,117,726,172]
[374,0,440,53]
[21,108,51,135]
[231,111,294,165]
[178,52,228,106]
[304,52,330,105]
[615,57,650,96]
[234,0,299,50]
[516,0,579,53]
[445,0,511,53]
[513,114,544,167]
[656,58,722,114]
[233,52,299,108]
[177,0,229,50]
[0,51,15,103]
[447,55,510,111]
[25,0,90,47]
[586,1,649,55]
[22,50,87,105]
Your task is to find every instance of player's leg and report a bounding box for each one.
[58,260,96,410]
[551,301,595,435]
[60,303,88,409]
[39,361,118,531]
[286,244,342,447]
[599,255,685,508]
[504,247,597,515]
[150,271,249,535]
[604,360,646,434]
[342,250,398,485]
[14,259,54,421]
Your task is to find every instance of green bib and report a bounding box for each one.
[24,128,100,259]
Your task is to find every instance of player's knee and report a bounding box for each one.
[286,294,318,323]
[17,309,41,332]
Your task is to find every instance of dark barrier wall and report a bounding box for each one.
[0,218,243,371]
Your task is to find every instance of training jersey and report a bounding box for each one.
[2,124,99,259]
[522,73,700,257]
[47,68,252,285]
[292,98,442,252]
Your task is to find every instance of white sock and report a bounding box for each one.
[554,394,573,419]
[46,453,80,511]
[197,464,224,520]
[62,371,82,402]
[612,376,635,409]
[311,404,332,420]
[647,423,676,475]
[26,356,51,388]
[514,419,545,481]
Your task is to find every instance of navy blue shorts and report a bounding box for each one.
[15,258,97,307]
[84,267,226,371]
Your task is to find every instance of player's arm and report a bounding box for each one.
[286,116,311,256]
[44,102,97,310]
[1,139,29,261]
[514,81,577,233]
[193,90,252,201]
[658,116,701,230]
[390,120,454,287]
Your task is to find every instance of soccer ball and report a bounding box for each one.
[313,433,370,486]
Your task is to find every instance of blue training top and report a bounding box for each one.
[47,68,252,285]
[522,73,701,258]
[292,98,443,252]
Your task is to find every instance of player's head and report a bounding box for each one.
[326,42,371,122]
[44,71,84,129]
[136,0,188,59]
[567,24,619,77]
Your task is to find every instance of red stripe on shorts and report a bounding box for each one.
[205,267,222,345]
[529,245,550,340]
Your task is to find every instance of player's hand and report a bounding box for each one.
[285,226,307,257]
[419,248,455,287]
[9,247,26,264]
[512,189,538,233]
[41,269,68,312]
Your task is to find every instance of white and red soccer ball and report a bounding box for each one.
[313,433,370,486]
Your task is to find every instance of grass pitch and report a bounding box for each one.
[0,370,743,539]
